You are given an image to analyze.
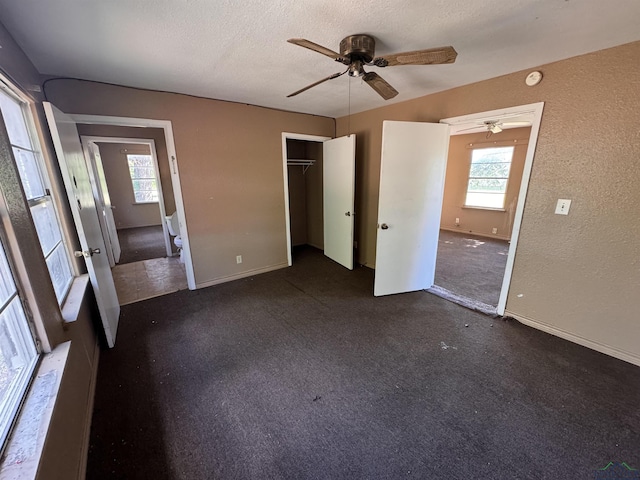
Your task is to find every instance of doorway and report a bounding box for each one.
[69,113,195,292]
[285,138,325,259]
[282,133,357,270]
[281,133,331,265]
[80,134,188,305]
[437,103,545,315]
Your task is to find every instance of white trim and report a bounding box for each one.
[69,114,195,290]
[80,136,173,258]
[440,102,545,316]
[507,310,640,367]
[196,262,289,289]
[281,132,332,266]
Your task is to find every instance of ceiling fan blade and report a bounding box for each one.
[287,71,346,98]
[502,121,532,127]
[287,38,345,62]
[363,72,399,100]
[374,46,457,67]
[457,125,485,133]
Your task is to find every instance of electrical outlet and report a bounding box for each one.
[236,255,242,264]
[555,199,572,215]
[455,217,460,225]
[492,227,498,234]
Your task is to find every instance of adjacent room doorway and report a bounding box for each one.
[80,135,188,305]
[438,103,545,315]
[371,104,543,317]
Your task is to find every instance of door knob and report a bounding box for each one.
[380,223,389,230]
[74,248,101,258]
[345,212,351,216]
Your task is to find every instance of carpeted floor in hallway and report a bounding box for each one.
[117,225,167,264]
[435,229,510,306]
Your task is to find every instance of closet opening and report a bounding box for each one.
[285,138,325,263]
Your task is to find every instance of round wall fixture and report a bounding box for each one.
[525,71,543,86]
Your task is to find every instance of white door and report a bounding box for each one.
[44,103,120,347]
[323,135,356,269]
[84,142,121,265]
[374,121,450,297]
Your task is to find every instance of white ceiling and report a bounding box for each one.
[1,0,639,118]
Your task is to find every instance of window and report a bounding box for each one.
[0,236,39,447]
[0,87,74,304]
[465,146,514,209]
[127,154,158,203]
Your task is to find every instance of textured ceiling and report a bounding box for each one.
[1,0,639,118]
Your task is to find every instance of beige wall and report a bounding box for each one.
[44,80,335,286]
[77,123,176,218]
[441,127,530,240]
[0,21,100,480]
[95,142,162,229]
[336,40,640,363]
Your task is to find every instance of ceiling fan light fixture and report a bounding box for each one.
[348,61,364,77]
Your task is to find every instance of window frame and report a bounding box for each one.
[0,82,75,305]
[0,225,40,450]
[126,153,159,204]
[464,146,515,210]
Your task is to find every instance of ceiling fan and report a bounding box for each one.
[459,120,532,135]
[286,34,457,100]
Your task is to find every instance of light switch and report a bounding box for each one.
[555,199,571,215]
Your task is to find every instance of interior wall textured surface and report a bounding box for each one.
[95,142,161,229]
[441,127,530,239]
[44,79,335,286]
[77,124,176,218]
[336,40,640,362]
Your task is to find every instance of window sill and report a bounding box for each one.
[61,274,90,324]
[462,205,506,212]
[0,341,71,480]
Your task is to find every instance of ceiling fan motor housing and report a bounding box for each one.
[340,35,376,63]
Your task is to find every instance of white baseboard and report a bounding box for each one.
[440,226,511,241]
[196,262,289,289]
[506,310,640,367]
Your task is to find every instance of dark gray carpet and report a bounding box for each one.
[435,230,510,306]
[117,225,166,264]
[87,246,640,480]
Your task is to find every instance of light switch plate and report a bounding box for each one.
[555,199,571,215]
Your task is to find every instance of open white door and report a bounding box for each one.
[84,142,121,265]
[374,121,450,297]
[323,135,356,270]
[44,102,120,347]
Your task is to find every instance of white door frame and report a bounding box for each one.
[281,132,332,266]
[80,136,173,259]
[70,113,195,290]
[440,102,545,316]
